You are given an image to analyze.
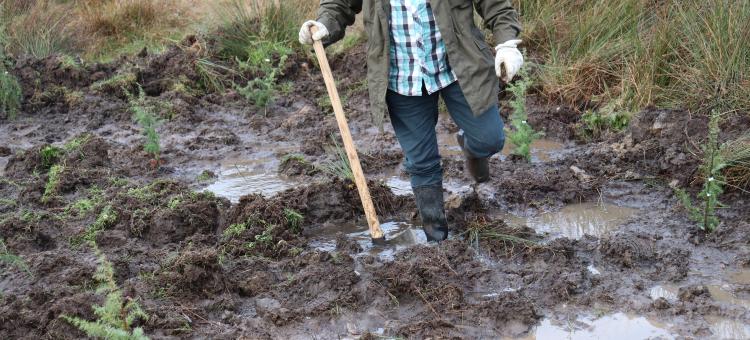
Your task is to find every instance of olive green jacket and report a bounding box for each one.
[316,0,521,127]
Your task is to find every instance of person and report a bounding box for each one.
[299,0,523,242]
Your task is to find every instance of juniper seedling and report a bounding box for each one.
[126,86,161,164]
[506,66,543,162]
[235,53,289,114]
[62,245,149,340]
[675,110,726,232]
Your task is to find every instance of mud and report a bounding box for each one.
[1,37,749,339]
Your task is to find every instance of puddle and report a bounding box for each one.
[203,156,298,203]
[727,269,750,285]
[436,127,565,162]
[502,202,638,239]
[706,316,750,340]
[501,138,566,162]
[385,176,412,196]
[310,221,428,261]
[650,284,679,302]
[510,313,675,340]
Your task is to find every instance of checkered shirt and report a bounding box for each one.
[388,0,456,96]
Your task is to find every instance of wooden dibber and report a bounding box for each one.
[310,27,385,243]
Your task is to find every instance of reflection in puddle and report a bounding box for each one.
[513,313,674,340]
[503,203,638,239]
[310,221,428,261]
[203,158,298,203]
[385,176,412,196]
[650,284,679,302]
[706,316,750,340]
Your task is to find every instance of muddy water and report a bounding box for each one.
[501,202,638,239]
[509,313,675,340]
[202,154,299,203]
[436,129,565,162]
[309,221,428,261]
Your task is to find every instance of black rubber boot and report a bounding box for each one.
[413,184,449,242]
[456,130,490,183]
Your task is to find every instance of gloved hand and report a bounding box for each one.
[298,20,329,45]
[494,39,523,82]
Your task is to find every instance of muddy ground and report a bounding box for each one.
[1,37,749,339]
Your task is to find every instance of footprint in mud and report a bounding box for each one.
[310,221,429,260]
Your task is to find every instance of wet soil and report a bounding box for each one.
[1,39,749,339]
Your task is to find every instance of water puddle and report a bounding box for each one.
[510,313,675,340]
[310,221,428,261]
[650,284,679,302]
[385,176,412,196]
[203,156,298,203]
[727,269,750,285]
[501,202,638,239]
[501,138,566,162]
[436,128,565,163]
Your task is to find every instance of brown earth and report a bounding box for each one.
[0,37,748,339]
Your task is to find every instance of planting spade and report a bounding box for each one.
[310,26,386,244]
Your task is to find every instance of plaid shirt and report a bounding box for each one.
[388,0,456,96]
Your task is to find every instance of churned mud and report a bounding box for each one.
[1,39,749,339]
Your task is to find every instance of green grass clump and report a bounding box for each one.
[40,145,61,169]
[506,67,543,161]
[578,110,630,140]
[126,86,161,162]
[674,111,726,232]
[246,224,275,251]
[62,245,149,340]
[283,208,303,234]
[42,164,64,203]
[82,205,118,243]
[0,238,31,276]
[319,136,353,181]
[91,73,137,94]
[222,222,247,240]
[0,18,22,120]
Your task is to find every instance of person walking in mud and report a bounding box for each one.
[299,0,522,242]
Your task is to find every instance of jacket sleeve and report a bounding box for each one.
[473,0,522,45]
[316,0,363,45]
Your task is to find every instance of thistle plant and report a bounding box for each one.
[62,245,149,340]
[675,110,726,232]
[506,66,543,162]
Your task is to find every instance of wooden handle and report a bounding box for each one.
[310,26,385,241]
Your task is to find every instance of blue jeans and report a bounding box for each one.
[386,82,505,188]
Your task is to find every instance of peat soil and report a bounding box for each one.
[1,39,749,339]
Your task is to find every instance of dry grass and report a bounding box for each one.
[515,0,750,115]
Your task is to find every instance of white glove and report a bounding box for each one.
[298,20,329,45]
[495,39,523,82]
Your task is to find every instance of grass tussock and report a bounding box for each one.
[514,0,750,115]
[2,0,197,61]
